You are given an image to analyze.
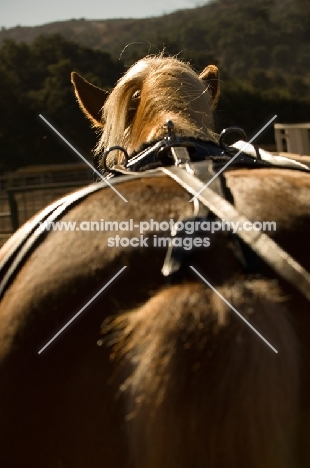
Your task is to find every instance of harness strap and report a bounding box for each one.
[161,165,310,301]
[0,174,151,300]
[1,160,309,303]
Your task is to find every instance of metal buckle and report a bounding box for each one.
[102,146,129,173]
[219,126,247,148]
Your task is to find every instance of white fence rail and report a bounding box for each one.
[274,123,310,155]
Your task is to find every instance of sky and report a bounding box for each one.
[0,0,203,29]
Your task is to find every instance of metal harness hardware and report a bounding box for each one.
[96,121,310,299]
[1,123,309,302]
[96,122,309,180]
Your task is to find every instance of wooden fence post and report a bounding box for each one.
[7,190,19,232]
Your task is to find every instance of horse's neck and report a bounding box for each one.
[129,113,212,153]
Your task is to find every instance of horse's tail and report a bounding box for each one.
[109,280,299,468]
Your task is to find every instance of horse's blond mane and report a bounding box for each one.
[95,55,217,158]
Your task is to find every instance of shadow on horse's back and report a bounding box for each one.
[1,55,310,468]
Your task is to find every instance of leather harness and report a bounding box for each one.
[1,127,310,302]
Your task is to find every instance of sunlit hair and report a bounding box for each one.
[95,55,218,158]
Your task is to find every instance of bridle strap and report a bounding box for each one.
[161,165,310,302]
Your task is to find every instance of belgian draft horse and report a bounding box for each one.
[0,55,310,468]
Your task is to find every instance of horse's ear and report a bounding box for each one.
[71,72,108,127]
[199,65,220,108]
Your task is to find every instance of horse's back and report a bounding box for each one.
[0,168,309,467]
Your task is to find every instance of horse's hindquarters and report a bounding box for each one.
[0,169,309,467]
[112,281,299,468]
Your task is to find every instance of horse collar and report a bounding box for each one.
[95,124,309,181]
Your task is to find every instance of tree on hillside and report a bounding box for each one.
[0,35,125,171]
